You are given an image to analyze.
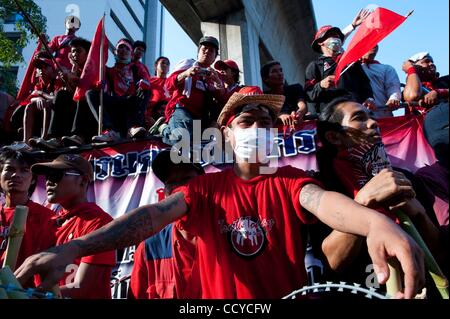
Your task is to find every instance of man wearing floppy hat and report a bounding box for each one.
[305,9,374,114]
[129,148,204,299]
[85,38,152,143]
[16,91,425,299]
[149,36,225,144]
[402,52,449,108]
[31,154,115,298]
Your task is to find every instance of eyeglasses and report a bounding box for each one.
[44,171,81,183]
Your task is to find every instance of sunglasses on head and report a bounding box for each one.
[44,170,81,183]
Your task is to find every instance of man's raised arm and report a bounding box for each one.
[299,183,425,299]
[15,192,188,290]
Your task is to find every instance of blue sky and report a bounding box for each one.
[161,0,449,82]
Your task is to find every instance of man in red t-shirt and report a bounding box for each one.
[17,92,425,299]
[86,38,151,142]
[128,148,204,299]
[149,36,225,144]
[402,52,449,109]
[145,57,171,128]
[0,149,56,287]
[315,96,441,292]
[47,16,81,72]
[30,154,115,299]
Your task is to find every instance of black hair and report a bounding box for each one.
[260,61,281,83]
[316,95,356,192]
[69,37,91,53]
[154,56,170,75]
[232,68,240,84]
[133,40,147,51]
[0,149,37,196]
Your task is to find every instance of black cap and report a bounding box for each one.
[151,149,204,184]
[199,36,219,51]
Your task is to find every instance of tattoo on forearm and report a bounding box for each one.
[73,192,184,256]
[300,183,325,214]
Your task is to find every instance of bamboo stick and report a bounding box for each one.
[386,258,402,298]
[396,210,449,299]
[2,205,29,271]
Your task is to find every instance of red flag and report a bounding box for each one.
[334,7,409,83]
[73,16,108,101]
[16,40,43,102]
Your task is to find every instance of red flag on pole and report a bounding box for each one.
[73,16,108,101]
[334,7,410,83]
[16,41,42,103]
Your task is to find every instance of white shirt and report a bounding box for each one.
[361,62,402,117]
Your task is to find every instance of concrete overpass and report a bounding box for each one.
[155,0,317,88]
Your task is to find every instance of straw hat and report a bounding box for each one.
[217,86,285,126]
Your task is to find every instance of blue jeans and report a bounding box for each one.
[162,106,195,145]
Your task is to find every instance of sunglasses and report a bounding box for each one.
[44,170,81,183]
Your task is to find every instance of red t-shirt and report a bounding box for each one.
[106,62,151,97]
[165,69,214,120]
[54,202,116,299]
[0,201,56,275]
[128,222,200,299]
[176,166,318,298]
[48,34,76,71]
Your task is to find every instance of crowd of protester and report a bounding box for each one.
[0,8,448,299]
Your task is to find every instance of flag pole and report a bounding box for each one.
[339,61,355,77]
[405,10,414,18]
[98,14,105,136]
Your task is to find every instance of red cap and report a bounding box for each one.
[311,25,344,53]
[214,59,240,72]
[237,86,263,95]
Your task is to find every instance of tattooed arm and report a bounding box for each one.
[299,183,425,299]
[15,192,188,290]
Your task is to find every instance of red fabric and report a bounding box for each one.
[73,17,108,102]
[105,65,135,96]
[16,41,42,103]
[54,202,115,298]
[48,34,76,71]
[335,7,407,83]
[145,77,169,123]
[407,67,417,75]
[175,166,319,298]
[0,201,56,276]
[415,163,449,227]
[128,223,200,299]
[332,150,397,221]
[165,69,213,120]
[19,77,59,106]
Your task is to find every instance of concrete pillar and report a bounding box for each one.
[200,8,262,88]
[143,0,164,72]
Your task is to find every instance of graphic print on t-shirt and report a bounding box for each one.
[219,216,275,259]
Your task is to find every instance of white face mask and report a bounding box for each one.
[232,127,275,162]
[326,37,342,53]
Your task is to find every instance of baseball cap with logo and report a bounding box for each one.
[198,36,219,51]
[214,59,240,72]
[311,25,344,53]
[31,154,94,182]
